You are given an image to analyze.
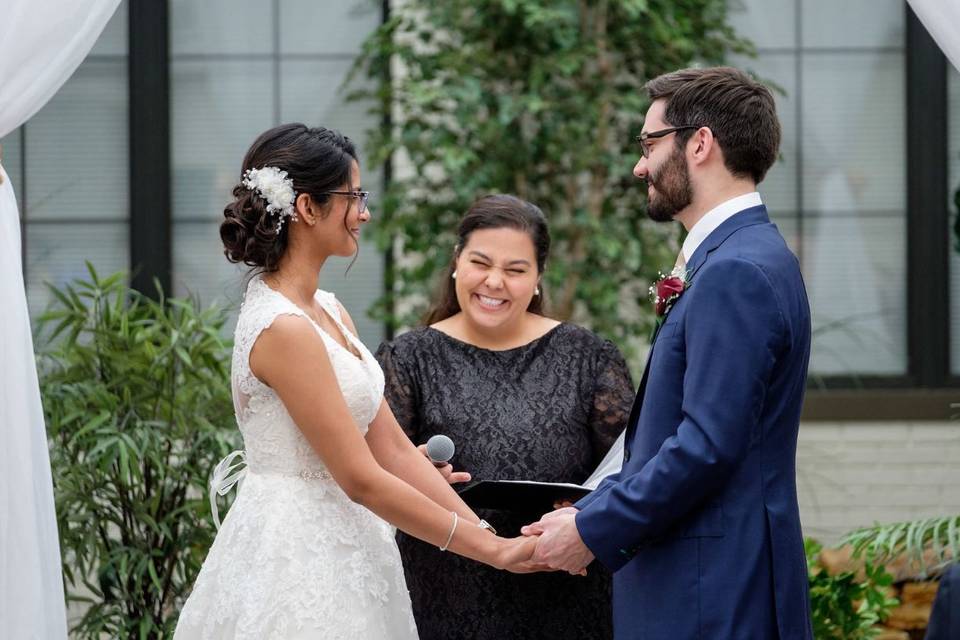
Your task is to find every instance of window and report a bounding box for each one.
[948,65,960,374]
[169,0,384,344]
[730,0,908,377]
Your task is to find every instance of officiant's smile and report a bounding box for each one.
[453,227,541,329]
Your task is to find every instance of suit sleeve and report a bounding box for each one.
[575,258,785,572]
[925,563,958,640]
[574,473,620,510]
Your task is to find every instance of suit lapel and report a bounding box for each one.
[623,325,661,444]
[622,205,772,450]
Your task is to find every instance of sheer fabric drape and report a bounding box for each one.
[0,1,120,637]
[906,0,960,71]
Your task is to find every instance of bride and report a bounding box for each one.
[174,124,539,639]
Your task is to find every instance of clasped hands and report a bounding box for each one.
[421,448,593,575]
[501,505,594,576]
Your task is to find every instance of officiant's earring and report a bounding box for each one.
[451,270,457,279]
[534,284,540,296]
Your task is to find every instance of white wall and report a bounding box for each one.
[798,421,960,545]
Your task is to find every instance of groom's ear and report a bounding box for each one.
[688,127,717,166]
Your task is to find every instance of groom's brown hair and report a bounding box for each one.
[645,66,780,184]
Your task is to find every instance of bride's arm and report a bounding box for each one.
[336,302,479,517]
[365,399,481,524]
[250,315,532,569]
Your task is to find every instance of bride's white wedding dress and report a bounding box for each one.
[174,276,418,640]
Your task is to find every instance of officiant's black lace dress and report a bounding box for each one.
[376,324,633,640]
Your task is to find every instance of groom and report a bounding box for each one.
[523,67,814,639]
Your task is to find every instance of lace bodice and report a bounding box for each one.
[231,276,385,477]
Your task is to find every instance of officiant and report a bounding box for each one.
[375,194,633,640]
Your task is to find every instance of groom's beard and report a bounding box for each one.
[645,147,693,222]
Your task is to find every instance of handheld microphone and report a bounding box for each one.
[425,434,455,467]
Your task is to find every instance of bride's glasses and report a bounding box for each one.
[323,190,370,214]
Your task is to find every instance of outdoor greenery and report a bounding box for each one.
[37,267,238,638]
[805,539,899,640]
[843,514,960,578]
[351,0,751,361]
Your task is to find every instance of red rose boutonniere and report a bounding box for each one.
[649,265,689,323]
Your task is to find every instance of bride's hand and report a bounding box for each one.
[495,535,552,574]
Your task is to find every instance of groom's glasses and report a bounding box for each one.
[636,125,699,158]
[323,190,370,214]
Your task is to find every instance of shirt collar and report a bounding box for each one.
[680,192,763,263]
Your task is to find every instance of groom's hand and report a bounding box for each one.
[521,505,578,536]
[417,444,471,484]
[521,511,593,576]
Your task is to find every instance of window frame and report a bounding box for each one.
[115,1,960,419]
[802,4,957,420]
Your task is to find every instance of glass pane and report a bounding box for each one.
[730,52,798,215]
[948,66,960,373]
[172,221,247,318]
[25,222,129,318]
[172,222,384,346]
[802,0,903,50]
[170,0,272,55]
[801,53,905,215]
[89,0,128,56]
[0,129,24,212]
[25,59,129,221]
[727,0,795,51]
[171,60,275,221]
[803,213,906,375]
[279,0,381,55]
[280,58,377,143]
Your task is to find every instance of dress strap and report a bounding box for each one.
[234,277,311,398]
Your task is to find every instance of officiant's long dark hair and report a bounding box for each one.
[424,194,551,325]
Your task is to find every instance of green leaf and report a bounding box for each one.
[37,270,239,635]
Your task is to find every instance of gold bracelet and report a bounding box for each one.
[439,511,459,552]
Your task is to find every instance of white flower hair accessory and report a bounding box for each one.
[241,166,297,231]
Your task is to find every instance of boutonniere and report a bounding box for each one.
[649,265,689,323]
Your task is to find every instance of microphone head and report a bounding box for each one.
[425,434,455,464]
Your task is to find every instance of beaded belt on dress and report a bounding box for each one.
[209,450,331,528]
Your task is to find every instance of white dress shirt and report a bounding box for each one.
[680,192,763,263]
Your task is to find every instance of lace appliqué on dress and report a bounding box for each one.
[174,277,414,640]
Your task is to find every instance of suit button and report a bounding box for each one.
[623,450,631,462]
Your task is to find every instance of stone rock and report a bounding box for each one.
[885,601,932,630]
[873,627,910,640]
[900,581,940,608]
[818,545,953,582]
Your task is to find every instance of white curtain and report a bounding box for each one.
[0,1,120,638]
[906,0,960,72]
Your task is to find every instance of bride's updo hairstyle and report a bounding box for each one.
[221,123,357,271]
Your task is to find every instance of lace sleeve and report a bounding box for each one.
[587,340,634,464]
[374,339,421,441]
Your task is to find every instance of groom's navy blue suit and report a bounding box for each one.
[576,205,814,640]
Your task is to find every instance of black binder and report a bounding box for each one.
[457,480,592,514]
